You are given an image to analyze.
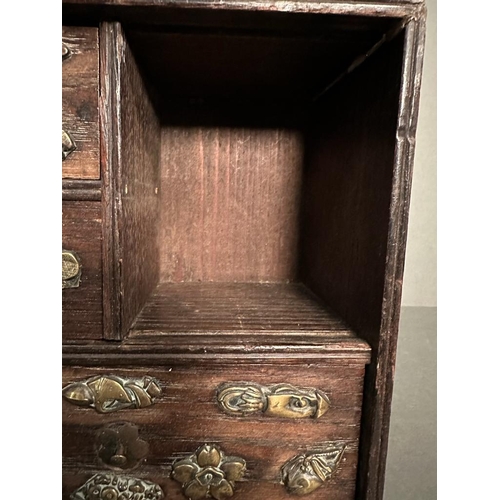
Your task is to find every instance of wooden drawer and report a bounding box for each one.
[62,201,103,340]
[62,26,100,179]
[62,360,367,499]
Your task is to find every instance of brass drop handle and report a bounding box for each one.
[70,473,164,500]
[62,375,162,413]
[62,250,82,289]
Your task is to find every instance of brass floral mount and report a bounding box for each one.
[96,423,149,470]
[216,382,330,419]
[280,444,346,496]
[62,375,162,413]
[171,444,246,500]
[70,473,164,500]
[62,250,82,289]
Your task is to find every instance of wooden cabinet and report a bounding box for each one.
[62,2,426,499]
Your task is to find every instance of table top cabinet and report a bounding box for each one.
[62,2,426,499]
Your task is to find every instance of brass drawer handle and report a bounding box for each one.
[62,42,71,61]
[96,423,149,470]
[62,375,162,413]
[172,444,246,499]
[281,444,346,496]
[217,382,330,419]
[62,129,76,161]
[62,250,81,289]
[71,473,164,500]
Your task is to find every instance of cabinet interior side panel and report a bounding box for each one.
[119,30,161,335]
[159,126,304,282]
[300,32,405,351]
[299,31,406,500]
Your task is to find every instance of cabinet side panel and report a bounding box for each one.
[119,26,161,335]
[101,23,161,338]
[300,32,405,348]
[299,23,423,500]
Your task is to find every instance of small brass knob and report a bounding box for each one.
[62,250,81,289]
[62,43,71,61]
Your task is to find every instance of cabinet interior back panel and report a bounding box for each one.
[159,126,304,282]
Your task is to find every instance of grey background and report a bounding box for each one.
[401,0,437,309]
[384,0,436,498]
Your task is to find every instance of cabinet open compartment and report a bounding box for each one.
[63,4,425,499]
[100,12,407,344]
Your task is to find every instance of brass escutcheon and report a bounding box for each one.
[281,444,346,496]
[96,423,149,470]
[217,382,330,419]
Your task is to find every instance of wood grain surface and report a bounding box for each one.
[62,201,103,340]
[119,26,161,337]
[62,26,100,179]
[298,22,425,500]
[131,282,355,336]
[160,127,302,282]
[62,6,426,500]
[62,0,424,24]
[63,361,367,500]
[100,23,161,339]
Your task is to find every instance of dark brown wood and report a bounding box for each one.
[362,18,426,500]
[160,128,302,282]
[100,22,122,340]
[62,201,103,340]
[298,18,425,500]
[62,26,100,179]
[126,19,399,106]
[62,0,424,23]
[63,360,367,500]
[62,179,101,201]
[118,24,162,338]
[62,5,426,500]
[100,23,161,340]
[131,283,359,336]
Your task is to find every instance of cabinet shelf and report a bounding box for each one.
[62,3,425,499]
[130,282,359,337]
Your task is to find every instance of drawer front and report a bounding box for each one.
[62,201,103,340]
[62,361,366,499]
[62,26,100,179]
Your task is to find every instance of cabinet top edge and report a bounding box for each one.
[62,0,425,19]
